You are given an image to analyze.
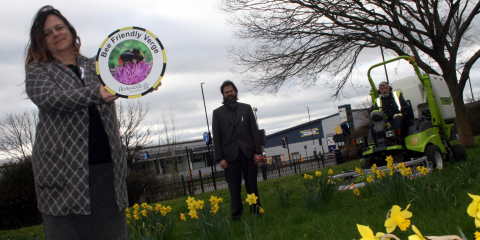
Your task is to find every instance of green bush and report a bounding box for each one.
[0,158,40,230]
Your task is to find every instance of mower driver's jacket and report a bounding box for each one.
[375,91,408,122]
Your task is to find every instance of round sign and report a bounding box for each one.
[96,26,166,98]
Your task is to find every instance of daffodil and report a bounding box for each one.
[211,203,219,215]
[467,193,480,227]
[353,189,360,197]
[126,214,131,219]
[385,204,412,233]
[125,208,130,213]
[218,197,224,203]
[357,224,385,240]
[366,175,375,183]
[328,169,334,175]
[259,207,265,214]
[356,167,364,175]
[408,225,426,240]
[188,200,198,210]
[309,175,314,180]
[180,213,187,221]
[327,178,334,184]
[155,204,162,213]
[141,202,148,209]
[198,200,205,209]
[188,209,198,219]
[186,196,195,205]
[209,196,219,205]
[385,155,393,164]
[134,214,140,220]
[141,209,148,217]
[146,205,153,211]
[304,174,310,179]
[133,203,140,211]
[315,170,322,177]
[246,193,258,205]
[371,164,377,173]
[474,231,480,240]
[166,206,172,212]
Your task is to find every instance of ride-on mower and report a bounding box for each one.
[346,56,467,170]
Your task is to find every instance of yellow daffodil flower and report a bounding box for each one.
[408,225,426,240]
[146,205,153,211]
[327,178,334,184]
[357,224,385,240]
[385,204,412,233]
[371,164,377,173]
[155,204,162,213]
[356,167,364,175]
[125,208,130,213]
[133,203,139,211]
[126,214,131,219]
[309,175,314,180]
[385,155,393,163]
[304,174,309,179]
[188,200,198,210]
[259,207,265,214]
[211,203,219,215]
[328,169,334,175]
[366,175,375,183]
[133,210,138,215]
[198,200,205,209]
[218,197,224,203]
[186,196,195,205]
[474,231,480,240]
[467,193,480,227]
[188,209,198,219]
[353,189,360,197]
[134,214,139,220]
[141,209,148,217]
[180,213,187,221]
[166,206,172,212]
[315,170,322,177]
[209,196,219,205]
[141,202,148,209]
[246,193,259,205]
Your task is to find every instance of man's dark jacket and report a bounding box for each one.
[212,102,261,162]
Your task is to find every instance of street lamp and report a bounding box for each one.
[252,107,258,122]
[306,107,316,153]
[200,83,217,177]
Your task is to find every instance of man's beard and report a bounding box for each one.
[224,95,237,108]
[381,92,390,98]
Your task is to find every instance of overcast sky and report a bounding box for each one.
[1,0,480,149]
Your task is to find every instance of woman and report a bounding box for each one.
[25,6,129,239]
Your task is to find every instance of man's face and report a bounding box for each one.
[223,85,237,103]
[379,84,391,97]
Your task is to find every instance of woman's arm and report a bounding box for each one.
[25,62,106,114]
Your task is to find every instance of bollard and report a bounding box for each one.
[199,170,205,193]
[181,175,186,196]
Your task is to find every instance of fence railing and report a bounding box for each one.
[143,152,358,203]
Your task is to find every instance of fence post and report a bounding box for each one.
[277,163,281,177]
[199,170,205,193]
[181,175,186,196]
[212,172,217,190]
[293,160,297,174]
[298,160,302,172]
[187,177,192,195]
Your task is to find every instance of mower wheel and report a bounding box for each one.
[425,145,444,169]
[451,144,467,161]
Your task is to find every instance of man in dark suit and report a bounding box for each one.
[212,80,262,220]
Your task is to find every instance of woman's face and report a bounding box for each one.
[43,14,73,57]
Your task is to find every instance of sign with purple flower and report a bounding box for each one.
[96,27,167,98]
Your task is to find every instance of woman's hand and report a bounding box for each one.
[100,85,119,103]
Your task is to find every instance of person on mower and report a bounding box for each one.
[369,81,411,143]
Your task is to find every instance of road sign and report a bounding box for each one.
[203,132,210,143]
[304,145,307,149]
[143,152,149,160]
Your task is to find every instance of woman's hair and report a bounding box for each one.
[24,5,80,69]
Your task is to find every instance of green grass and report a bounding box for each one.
[2,141,480,240]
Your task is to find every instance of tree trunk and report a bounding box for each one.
[452,93,475,147]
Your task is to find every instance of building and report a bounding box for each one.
[264,105,368,164]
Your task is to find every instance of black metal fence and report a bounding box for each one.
[143,151,357,203]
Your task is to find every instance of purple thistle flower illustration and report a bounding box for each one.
[111,59,153,85]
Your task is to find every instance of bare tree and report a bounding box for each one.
[156,108,183,181]
[221,0,480,146]
[354,97,372,124]
[0,110,37,161]
[116,100,153,166]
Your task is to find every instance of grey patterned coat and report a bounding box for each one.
[25,56,128,216]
